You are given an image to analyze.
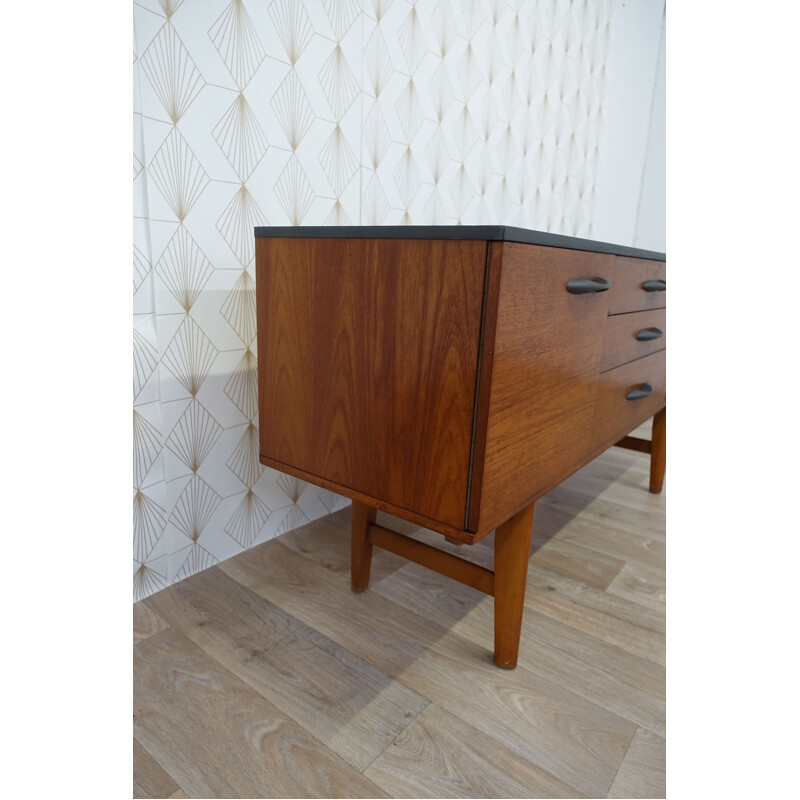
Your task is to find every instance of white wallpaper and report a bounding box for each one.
[133,0,617,601]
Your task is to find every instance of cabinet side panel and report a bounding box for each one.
[474,243,611,533]
[255,237,486,530]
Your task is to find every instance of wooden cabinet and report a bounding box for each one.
[255,226,666,668]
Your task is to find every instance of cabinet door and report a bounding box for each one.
[256,237,487,531]
[470,242,612,534]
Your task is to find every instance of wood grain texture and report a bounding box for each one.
[280,510,411,586]
[350,500,375,592]
[600,308,666,372]
[256,237,486,530]
[133,602,168,645]
[605,257,666,315]
[650,407,666,493]
[255,234,665,557]
[593,350,666,456]
[221,538,637,797]
[367,521,494,595]
[135,441,665,799]
[219,539,442,677]
[133,627,388,799]
[374,564,665,738]
[529,489,666,573]
[466,240,504,531]
[376,511,496,570]
[550,517,666,572]
[615,435,653,454]
[133,737,179,799]
[531,515,627,589]
[258,453,475,541]
[528,565,665,638]
[548,464,667,518]
[607,728,666,798]
[517,610,666,739]
[143,566,428,772]
[493,502,534,668]
[474,242,612,534]
[525,567,666,666]
[607,562,666,612]
[388,634,637,798]
[365,704,586,799]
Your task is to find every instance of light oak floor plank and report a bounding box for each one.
[133,601,168,645]
[558,445,666,515]
[364,703,586,799]
[374,562,665,738]
[134,443,665,798]
[537,487,666,543]
[524,569,666,666]
[133,737,179,799]
[607,562,666,612]
[134,627,387,799]
[223,539,637,797]
[280,511,411,585]
[143,565,428,771]
[563,469,666,515]
[220,540,444,679]
[550,521,666,571]
[529,533,627,590]
[607,728,666,798]
[527,565,666,637]
[365,525,664,651]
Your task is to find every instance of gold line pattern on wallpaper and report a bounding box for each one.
[133,0,616,600]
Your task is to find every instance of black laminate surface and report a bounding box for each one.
[254,225,665,261]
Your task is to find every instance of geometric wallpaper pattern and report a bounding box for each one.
[133,0,616,601]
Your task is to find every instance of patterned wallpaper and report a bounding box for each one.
[133,0,616,601]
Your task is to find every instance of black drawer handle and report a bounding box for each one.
[643,280,666,292]
[566,277,611,294]
[636,327,663,341]
[627,382,654,401]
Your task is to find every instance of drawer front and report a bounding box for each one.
[594,350,666,447]
[600,308,666,372]
[606,257,666,314]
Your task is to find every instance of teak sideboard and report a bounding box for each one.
[254,226,666,669]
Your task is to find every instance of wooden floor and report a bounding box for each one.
[134,431,666,799]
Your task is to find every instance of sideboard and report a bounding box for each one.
[254,226,666,669]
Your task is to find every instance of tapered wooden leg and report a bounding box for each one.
[650,407,666,493]
[493,502,535,669]
[351,500,377,592]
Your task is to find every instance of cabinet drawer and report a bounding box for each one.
[600,308,666,372]
[594,350,665,446]
[606,257,666,314]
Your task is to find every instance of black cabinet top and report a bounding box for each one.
[254,225,665,261]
